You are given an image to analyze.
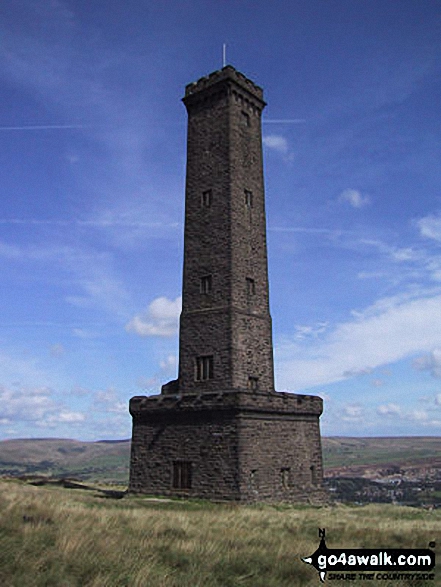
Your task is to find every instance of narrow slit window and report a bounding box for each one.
[195,355,214,381]
[281,467,291,489]
[248,376,259,391]
[172,461,192,490]
[246,277,255,295]
[200,274,212,294]
[201,189,212,208]
[244,189,253,208]
[310,465,318,485]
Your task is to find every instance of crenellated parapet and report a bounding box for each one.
[130,390,323,419]
[183,65,266,115]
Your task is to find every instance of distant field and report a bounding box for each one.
[323,436,441,468]
[0,479,438,587]
[0,436,439,485]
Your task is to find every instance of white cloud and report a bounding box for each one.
[377,403,401,416]
[160,354,177,373]
[293,322,329,341]
[412,349,441,378]
[126,296,181,337]
[72,328,100,339]
[136,354,178,395]
[417,213,441,242]
[94,388,127,415]
[338,189,370,209]
[263,134,288,154]
[46,411,85,424]
[341,404,363,421]
[0,384,85,428]
[375,403,441,429]
[408,409,428,422]
[0,350,52,389]
[276,292,441,391]
[391,248,419,262]
[435,393,441,407]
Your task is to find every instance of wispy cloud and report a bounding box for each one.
[417,213,441,243]
[413,349,441,378]
[263,134,289,154]
[0,124,88,131]
[269,226,349,237]
[376,401,441,427]
[338,188,370,209]
[341,404,364,422]
[136,354,178,394]
[276,291,441,392]
[263,119,306,124]
[0,217,181,242]
[0,240,131,319]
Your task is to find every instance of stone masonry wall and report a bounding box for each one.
[129,391,325,503]
[237,415,325,503]
[129,410,241,500]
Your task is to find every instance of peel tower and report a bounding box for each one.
[129,66,325,502]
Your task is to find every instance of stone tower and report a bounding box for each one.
[129,66,325,502]
[173,65,274,395]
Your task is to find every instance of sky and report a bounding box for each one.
[1,0,441,440]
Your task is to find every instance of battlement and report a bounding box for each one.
[184,65,265,104]
[130,390,323,419]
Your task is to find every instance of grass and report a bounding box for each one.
[0,479,439,587]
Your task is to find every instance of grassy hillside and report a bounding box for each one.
[323,436,441,468]
[0,436,439,485]
[0,438,130,483]
[0,479,438,587]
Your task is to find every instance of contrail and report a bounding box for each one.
[263,119,306,124]
[0,218,181,228]
[0,124,87,131]
[269,226,352,236]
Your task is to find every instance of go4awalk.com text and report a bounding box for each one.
[302,529,435,583]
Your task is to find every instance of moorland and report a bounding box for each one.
[0,478,438,587]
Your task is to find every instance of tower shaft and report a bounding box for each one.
[177,66,274,394]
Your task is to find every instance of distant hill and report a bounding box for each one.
[323,436,441,477]
[0,438,131,484]
[0,436,439,485]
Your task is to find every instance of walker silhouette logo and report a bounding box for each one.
[302,529,435,583]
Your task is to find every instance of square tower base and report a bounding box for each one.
[129,391,326,503]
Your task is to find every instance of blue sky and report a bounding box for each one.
[1,0,441,440]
